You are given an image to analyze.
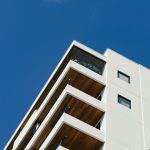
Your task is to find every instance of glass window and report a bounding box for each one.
[71,46,105,75]
[118,71,130,83]
[118,95,131,109]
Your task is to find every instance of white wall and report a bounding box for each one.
[139,66,150,149]
[104,49,144,150]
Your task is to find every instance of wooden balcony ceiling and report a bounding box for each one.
[47,123,103,150]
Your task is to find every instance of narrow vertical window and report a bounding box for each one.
[118,71,130,83]
[118,95,131,109]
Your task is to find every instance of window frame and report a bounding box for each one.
[118,71,130,83]
[118,95,131,109]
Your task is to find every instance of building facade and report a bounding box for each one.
[5,41,150,150]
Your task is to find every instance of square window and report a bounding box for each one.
[118,71,130,83]
[118,95,131,109]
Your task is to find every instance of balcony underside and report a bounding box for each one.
[39,113,104,150]
[42,94,104,127]
[47,123,103,150]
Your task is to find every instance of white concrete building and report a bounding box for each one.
[4,41,150,150]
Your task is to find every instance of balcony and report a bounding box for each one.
[39,113,105,150]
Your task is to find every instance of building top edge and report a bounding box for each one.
[104,48,150,71]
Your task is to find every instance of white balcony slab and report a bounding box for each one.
[39,113,105,150]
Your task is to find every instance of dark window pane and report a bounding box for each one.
[118,95,131,109]
[118,71,130,83]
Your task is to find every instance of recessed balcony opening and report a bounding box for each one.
[47,124,104,150]
[30,94,105,149]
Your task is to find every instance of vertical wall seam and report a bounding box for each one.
[138,65,146,150]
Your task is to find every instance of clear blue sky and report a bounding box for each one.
[0,0,150,148]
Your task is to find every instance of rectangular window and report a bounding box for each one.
[118,95,131,109]
[118,71,130,83]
